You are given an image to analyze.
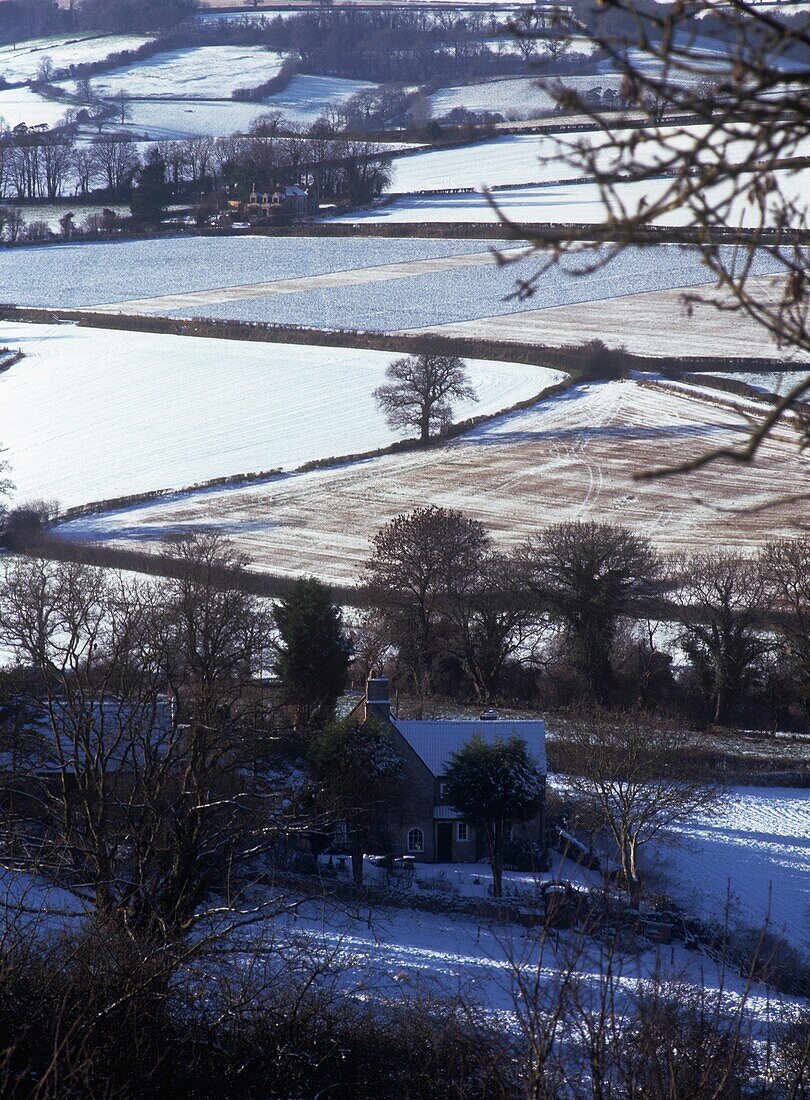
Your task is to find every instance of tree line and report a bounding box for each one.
[357,506,810,732]
[0,0,196,46]
[0,127,392,242]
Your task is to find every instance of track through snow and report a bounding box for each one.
[59,379,808,583]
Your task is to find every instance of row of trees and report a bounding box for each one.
[0,121,391,208]
[0,0,196,46]
[359,507,810,729]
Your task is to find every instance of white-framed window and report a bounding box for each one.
[456,822,469,843]
[440,781,449,798]
[407,827,424,853]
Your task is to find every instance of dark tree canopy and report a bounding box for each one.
[129,151,169,225]
[373,353,477,443]
[521,521,660,705]
[668,551,770,725]
[444,734,544,898]
[273,576,351,729]
[309,717,402,887]
[363,506,490,706]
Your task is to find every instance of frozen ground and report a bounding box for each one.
[654,787,810,959]
[413,273,808,361]
[0,86,71,130]
[0,321,560,509]
[0,235,507,309]
[352,167,809,227]
[64,45,287,100]
[58,378,809,582]
[0,34,153,85]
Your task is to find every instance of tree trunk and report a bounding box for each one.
[351,828,364,890]
[419,409,431,443]
[490,821,504,898]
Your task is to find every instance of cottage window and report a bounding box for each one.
[407,827,424,853]
[456,822,468,843]
[439,781,449,798]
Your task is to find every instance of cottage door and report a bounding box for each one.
[436,822,453,862]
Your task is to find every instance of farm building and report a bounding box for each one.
[360,676,547,863]
[246,182,319,220]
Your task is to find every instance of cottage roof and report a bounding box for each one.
[391,718,546,778]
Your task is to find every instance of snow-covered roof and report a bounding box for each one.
[391,718,546,778]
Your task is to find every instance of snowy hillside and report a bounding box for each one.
[0,322,561,509]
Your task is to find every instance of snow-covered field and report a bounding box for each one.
[67,45,287,100]
[353,167,809,227]
[429,76,562,120]
[0,235,505,309]
[713,370,810,396]
[2,236,782,333]
[91,74,377,139]
[656,787,810,959]
[0,86,71,130]
[259,73,376,126]
[385,125,810,196]
[0,34,153,85]
[58,378,809,582]
[111,97,275,140]
[0,321,559,509]
[413,274,807,361]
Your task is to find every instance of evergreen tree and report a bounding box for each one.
[273,577,351,729]
[310,717,402,889]
[130,151,168,225]
[445,735,544,898]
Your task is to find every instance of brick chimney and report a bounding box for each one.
[364,675,391,723]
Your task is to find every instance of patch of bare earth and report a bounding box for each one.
[59,378,809,586]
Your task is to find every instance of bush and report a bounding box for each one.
[503,836,551,873]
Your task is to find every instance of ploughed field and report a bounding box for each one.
[59,377,809,585]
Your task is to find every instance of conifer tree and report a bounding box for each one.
[273,577,351,729]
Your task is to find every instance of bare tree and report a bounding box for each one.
[363,506,489,710]
[565,713,721,904]
[90,138,139,195]
[668,550,770,725]
[112,89,131,127]
[446,549,545,702]
[762,535,810,719]
[520,521,661,705]
[0,538,287,945]
[501,1,810,469]
[373,353,477,443]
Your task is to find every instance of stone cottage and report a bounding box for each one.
[361,676,547,863]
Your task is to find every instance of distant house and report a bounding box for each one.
[246,181,319,220]
[360,676,547,863]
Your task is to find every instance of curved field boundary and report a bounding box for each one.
[0,307,798,379]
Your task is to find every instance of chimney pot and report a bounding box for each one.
[365,676,391,722]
